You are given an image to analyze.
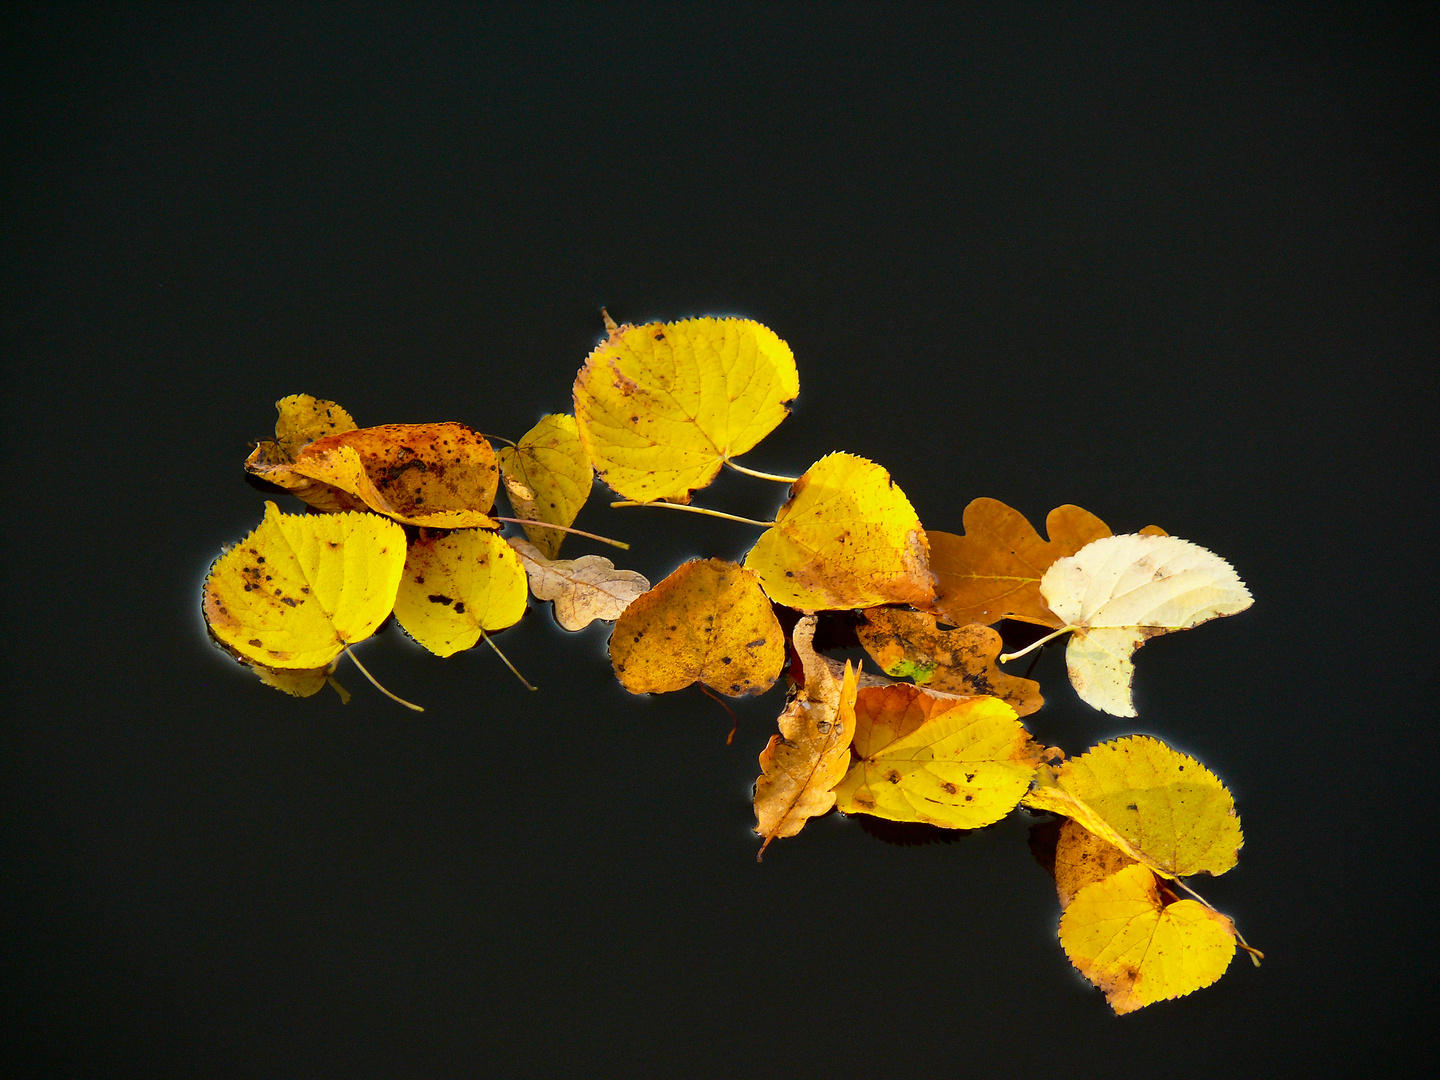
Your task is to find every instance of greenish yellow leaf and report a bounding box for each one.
[499,413,593,558]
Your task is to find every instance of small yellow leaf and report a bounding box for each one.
[609,558,784,696]
[832,684,1042,828]
[743,453,934,610]
[1040,533,1253,716]
[498,413,593,558]
[1060,863,1236,1014]
[573,317,799,503]
[244,394,365,512]
[392,529,528,657]
[1022,735,1242,880]
[508,537,649,631]
[202,502,406,669]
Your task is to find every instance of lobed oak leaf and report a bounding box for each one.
[573,316,798,503]
[1037,532,1253,716]
[1022,735,1242,880]
[498,413,593,558]
[856,607,1042,717]
[393,529,529,657]
[1059,863,1236,1015]
[202,501,406,669]
[743,453,934,611]
[832,683,1042,829]
[609,558,784,696]
[508,537,648,631]
[289,422,501,528]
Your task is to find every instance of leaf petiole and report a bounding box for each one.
[998,625,1076,664]
[492,517,630,550]
[1170,876,1264,967]
[343,646,424,711]
[609,500,775,529]
[480,630,536,691]
[723,458,798,484]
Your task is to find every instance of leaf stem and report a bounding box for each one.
[609,501,775,529]
[998,625,1076,664]
[480,630,537,691]
[1171,877,1264,967]
[343,647,424,711]
[723,459,798,484]
[492,517,630,550]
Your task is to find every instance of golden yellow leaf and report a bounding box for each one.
[244,394,364,512]
[856,607,1042,716]
[289,423,500,528]
[1037,533,1253,716]
[1059,863,1236,1014]
[572,317,798,503]
[609,558,784,696]
[392,529,528,657]
[832,683,1042,828]
[202,502,406,669]
[755,618,858,857]
[508,537,649,631]
[1022,735,1242,880]
[1054,817,1137,908]
[743,453,934,610]
[498,413,593,558]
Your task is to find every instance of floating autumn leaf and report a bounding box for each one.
[743,453,934,611]
[202,501,406,669]
[508,537,648,631]
[1053,817,1136,909]
[856,607,1042,717]
[244,394,365,512]
[610,558,784,696]
[573,316,799,503]
[754,617,857,858]
[1060,863,1237,1015]
[1022,735,1242,880]
[499,413,593,558]
[1004,532,1253,716]
[393,529,528,657]
[832,683,1042,829]
[288,422,500,528]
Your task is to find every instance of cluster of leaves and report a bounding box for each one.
[202,314,1257,1013]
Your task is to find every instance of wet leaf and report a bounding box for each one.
[508,537,648,631]
[609,558,784,696]
[832,683,1042,828]
[743,453,934,610]
[499,413,593,558]
[202,502,405,669]
[1060,863,1236,1014]
[573,316,798,503]
[856,607,1042,716]
[1039,533,1253,716]
[1053,818,1137,909]
[393,529,528,657]
[244,394,364,512]
[1022,735,1242,880]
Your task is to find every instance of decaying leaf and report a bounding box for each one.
[202,501,406,669]
[856,607,1042,717]
[244,394,364,512]
[573,316,799,503]
[1022,735,1242,880]
[1038,533,1253,716]
[609,558,784,696]
[498,413,593,558]
[743,453,934,610]
[288,423,501,528]
[832,683,1042,829]
[393,529,528,657]
[754,617,858,857]
[1059,863,1237,1014]
[508,537,648,631]
[1053,817,1137,909]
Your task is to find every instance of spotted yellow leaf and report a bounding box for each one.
[244,394,364,512]
[393,529,528,657]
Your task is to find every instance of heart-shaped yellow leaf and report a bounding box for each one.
[393,529,529,657]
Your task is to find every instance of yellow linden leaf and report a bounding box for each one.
[202,502,406,669]
[1054,817,1137,909]
[290,423,501,528]
[507,538,649,631]
[244,394,365,512]
[754,622,858,857]
[743,453,935,610]
[498,413,593,558]
[1022,735,1242,880]
[832,683,1042,828]
[392,529,528,657]
[1059,863,1236,1014]
[573,317,799,503]
[1037,533,1253,716]
[609,558,785,696]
